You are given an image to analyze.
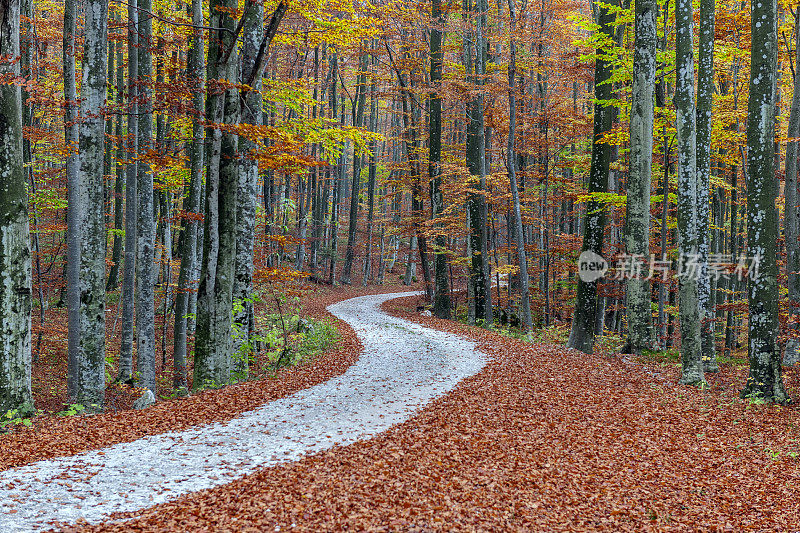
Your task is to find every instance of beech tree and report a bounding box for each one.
[195,0,239,389]
[674,0,705,386]
[568,0,615,353]
[696,0,718,372]
[76,0,109,408]
[624,0,656,354]
[742,0,787,402]
[0,0,33,415]
[464,0,492,326]
[233,0,265,376]
[173,0,204,394]
[506,0,532,331]
[430,0,450,319]
[784,12,800,366]
[118,0,137,384]
[136,0,156,393]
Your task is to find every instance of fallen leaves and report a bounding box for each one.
[55,293,800,531]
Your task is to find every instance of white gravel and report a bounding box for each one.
[0,291,487,532]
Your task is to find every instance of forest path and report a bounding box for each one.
[0,292,486,532]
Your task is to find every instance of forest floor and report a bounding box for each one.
[5,287,800,531]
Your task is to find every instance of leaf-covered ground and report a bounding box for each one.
[54,294,800,532]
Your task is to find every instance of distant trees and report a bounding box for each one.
[3,0,800,411]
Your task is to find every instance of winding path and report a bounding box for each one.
[0,292,486,532]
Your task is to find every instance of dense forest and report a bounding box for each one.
[0,0,796,419]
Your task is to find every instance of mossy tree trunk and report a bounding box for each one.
[624,0,657,354]
[0,0,33,416]
[568,0,614,353]
[742,0,788,402]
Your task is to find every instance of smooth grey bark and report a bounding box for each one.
[507,0,531,331]
[784,14,800,366]
[430,0,451,318]
[173,0,203,394]
[118,0,137,383]
[232,0,264,378]
[696,0,718,371]
[624,0,656,354]
[195,0,240,389]
[136,0,156,393]
[75,0,109,410]
[0,0,33,416]
[568,0,614,353]
[64,0,81,400]
[674,0,705,386]
[742,0,788,402]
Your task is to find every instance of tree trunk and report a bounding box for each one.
[118,0,138,383]
[232,0,265,379]
[567,0,614,353]
[362,51,378,286]
[696,0,718,371]
[784,14,800,365]
[173,0,204,394]
[674,0,705,386]
[107,10,124,292]
[195,0,241,389]
[0,0,33,415]
[340,50,368,285]
[430,0,451,318]
[507,0,532,331]
[136,0,156,393]
[64,0,81,400]
[624,0,656,354]
[742,0,788,402]
[75,0,109,410]
[464,0,492,325]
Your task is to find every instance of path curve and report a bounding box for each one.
[0,292,486,532]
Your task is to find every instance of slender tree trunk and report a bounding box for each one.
[362,52,378,286]
[173,0,204,394]
[232,0,264,378]
[75,0,109,410]
[507,0,531,331]
[430,0,451,317]
[742,0,788,402]
[0,0,33,415]
[674,0,705,386]
[696,0,718,371]
[118,0,138,383]
[784,13,800,365]
[464,0,492,325]
[624,0,656,354]
[340,50,367,285]
[136,0,156,393]
[107,11,124,292]
[64,0,81,400]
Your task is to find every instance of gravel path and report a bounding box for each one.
[0,292,487,532]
